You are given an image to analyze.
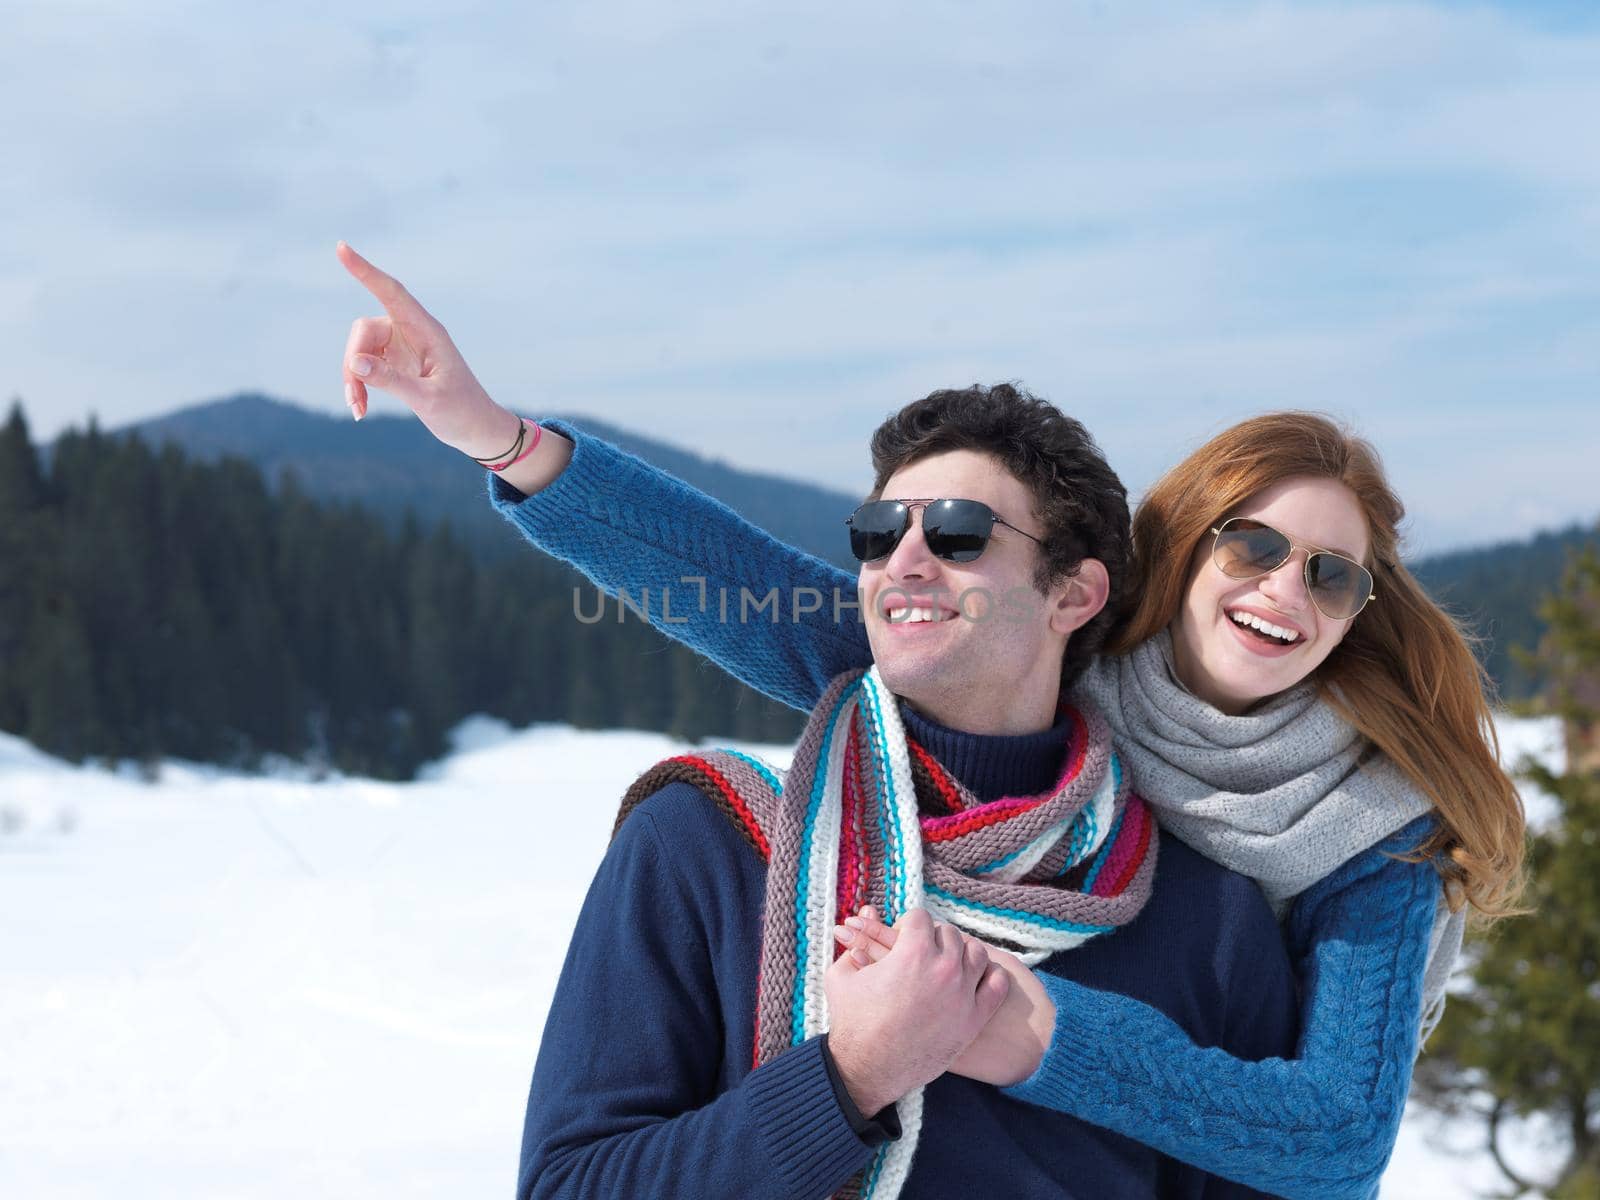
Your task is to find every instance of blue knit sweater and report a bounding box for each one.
[520,704,1298,1199]
[492,420,1440,1200]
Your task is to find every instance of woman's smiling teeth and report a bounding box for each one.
[1228,609,1301,644]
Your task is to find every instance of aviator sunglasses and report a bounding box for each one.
[846,498,1044,564]
[1210,517,1376,620]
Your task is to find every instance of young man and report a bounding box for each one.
[514,388,1298,1200]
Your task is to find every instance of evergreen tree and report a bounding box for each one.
[565,624,616,730]
[1415,539,1600,1198]
[0,399,45,513]
[21,593,101,762]
[1531,541,1600,761]
[668,647,726,743]
[0,400,47,732]
[404,522,475,759]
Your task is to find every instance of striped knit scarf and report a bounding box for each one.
[616,667,1157,1200]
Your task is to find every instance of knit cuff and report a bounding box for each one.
[486,417,600,515]
[1001,971,1124,1113]
[746,1036,879,1196]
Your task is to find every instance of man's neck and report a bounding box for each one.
[898,701,1073,805]
[899,682,1059,738]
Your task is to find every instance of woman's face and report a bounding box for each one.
[1169,475,1372,715]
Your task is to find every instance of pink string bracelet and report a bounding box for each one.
[468,417,527,466]
[480,418,543,472]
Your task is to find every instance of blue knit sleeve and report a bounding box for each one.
[1003,817,1443,1200]
[488,420,870,712]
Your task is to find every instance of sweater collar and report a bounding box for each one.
[897,701,1073,805]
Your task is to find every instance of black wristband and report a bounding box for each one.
[819,1033,902,1147]
[468,415,527,464]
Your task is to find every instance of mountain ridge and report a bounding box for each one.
[117,393,861,568]
[96,392,1600,702]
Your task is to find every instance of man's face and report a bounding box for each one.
[857,449,1072,735]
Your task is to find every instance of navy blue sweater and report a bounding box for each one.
[518,705,1299,1199]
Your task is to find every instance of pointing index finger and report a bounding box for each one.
[336,240,434,325]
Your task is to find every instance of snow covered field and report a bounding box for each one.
[0,716,1565,1199]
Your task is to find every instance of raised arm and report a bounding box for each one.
[336,242,869,712]
[487,422,865,712]
[1001,819,1441,1200]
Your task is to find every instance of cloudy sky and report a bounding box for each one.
[6,0,1597,553]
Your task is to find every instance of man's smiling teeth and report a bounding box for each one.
[887,606,943,623]
[1229,610,1300,643]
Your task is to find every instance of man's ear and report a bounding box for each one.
[1049,558,1110,636]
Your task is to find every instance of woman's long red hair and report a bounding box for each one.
[1108,412,1526,920]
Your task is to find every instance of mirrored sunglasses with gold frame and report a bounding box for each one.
[1209,517,1376,621]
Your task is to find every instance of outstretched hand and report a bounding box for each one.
[835,906,1055,1087]
[336,242,515,456]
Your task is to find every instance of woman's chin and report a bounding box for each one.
[1176,617,1324,712]
[1216,662,1318,710]
[1188,651,1305,715]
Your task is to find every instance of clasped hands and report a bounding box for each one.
[822,906,1056,1119]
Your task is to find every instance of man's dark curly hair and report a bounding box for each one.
[867,383,1132,690]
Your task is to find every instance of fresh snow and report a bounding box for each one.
[0,716,1561,1198]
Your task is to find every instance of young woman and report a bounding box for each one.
[337,244,1527,1199]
